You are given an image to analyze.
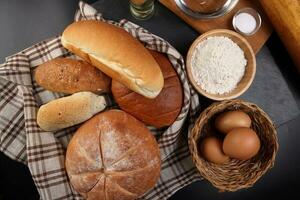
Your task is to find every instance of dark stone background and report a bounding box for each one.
[0,0,299,199]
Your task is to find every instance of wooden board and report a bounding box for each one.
[259,0,300,73]
[159,0,273,54]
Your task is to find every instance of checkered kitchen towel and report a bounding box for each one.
[0,1,202,199]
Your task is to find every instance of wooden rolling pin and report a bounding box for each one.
[259,0,300,72]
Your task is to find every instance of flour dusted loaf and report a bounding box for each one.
[35,58,111,94]
[61,20,164,98]
[112,50,183,128]
[37,92,106,131]
[66,110,161,200]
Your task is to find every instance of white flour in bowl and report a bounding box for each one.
[191,36,247,95]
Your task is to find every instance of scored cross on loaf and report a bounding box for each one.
[66,110,161,200]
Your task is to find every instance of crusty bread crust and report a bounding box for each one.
[66,110,161,200]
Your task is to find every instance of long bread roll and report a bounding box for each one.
[37,92,106,131]
[61,20,164,98]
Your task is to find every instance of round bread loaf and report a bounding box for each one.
[111,50,183,128]
[61,20,164,99]
[66,110,161,200]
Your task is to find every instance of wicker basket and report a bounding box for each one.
[189,99,279,191]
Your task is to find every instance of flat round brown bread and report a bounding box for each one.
[112,50,183,128]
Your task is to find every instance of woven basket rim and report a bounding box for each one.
[188,99,279,191]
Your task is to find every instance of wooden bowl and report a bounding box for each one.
[186,29,256,101]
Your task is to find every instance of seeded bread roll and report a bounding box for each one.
[37,92,106,131]
[61,20,164,99]
[35,58,111,94]
[66,110,161,200]
[112,50,183,128]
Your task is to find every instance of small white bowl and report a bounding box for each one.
[232,7,262,36]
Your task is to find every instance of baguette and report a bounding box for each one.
[37,92,106,131]
[35,58,111,94]
[61,20,164,98]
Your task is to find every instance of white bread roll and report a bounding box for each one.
[37,92,106,131]
[61,20,164,99]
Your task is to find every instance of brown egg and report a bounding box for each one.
[200,137,230,164]
[223,128,260,160]
[215,111,251,134]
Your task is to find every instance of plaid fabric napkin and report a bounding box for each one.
[0,1,202,199]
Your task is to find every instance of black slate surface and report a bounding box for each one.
[240,46,299,126]
[0,0,300,200]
